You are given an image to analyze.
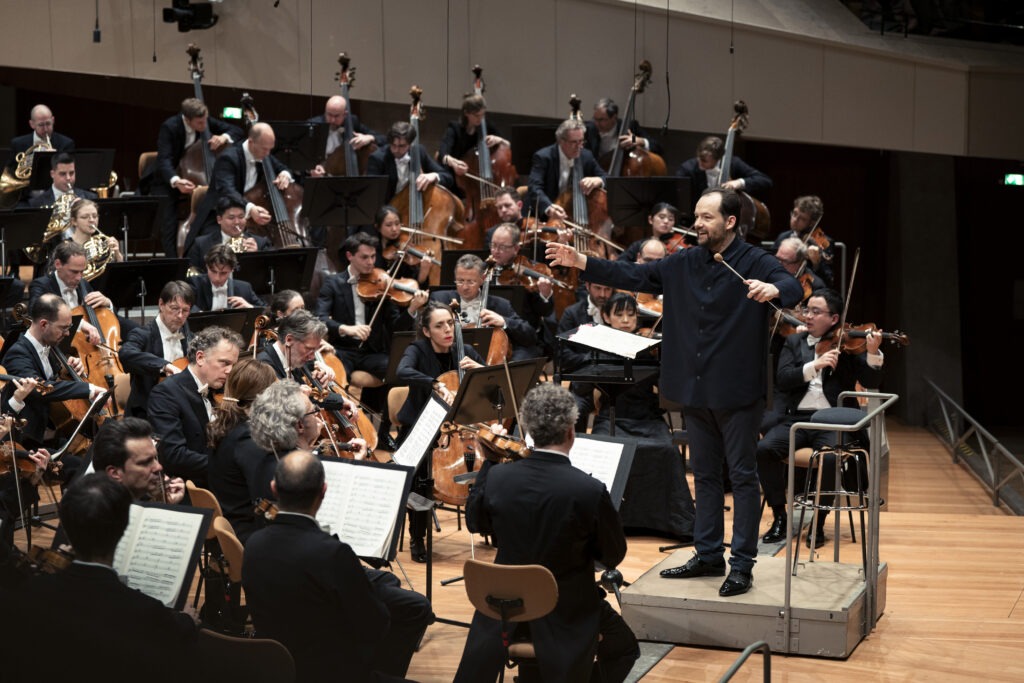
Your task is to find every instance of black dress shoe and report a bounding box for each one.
[378,431,399,452]
[409,538,427,563]
[719,569,753,597]
[660,553,726,579]
[805,530,827,549]
[761,514,787,544]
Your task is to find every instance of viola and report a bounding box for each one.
[815,323,910,357]
[12,544,75,576]
[356,267,423,307]
[0,370,55,396]
[380,241,440,271]
[495,255,571,293]
[664,226,697,254]
[254,497,278,521]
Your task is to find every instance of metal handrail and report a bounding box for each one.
[718,640,771,682]
[926,378,1024,513]
[782,391,899,654]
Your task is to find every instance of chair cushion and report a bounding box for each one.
[810,407,865,426]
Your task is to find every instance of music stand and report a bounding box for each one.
[446,358,546,426]
[236,248,318,297]
[486,285,527,320]
[605,176,687,227]
[27,151,57,192]
[301,175,388,227]
[99,258,188,324]
[187,310,250,338]
[264,120,328,173]
[438,249,488,287]
[69,149,116,192]
[97,197,161,257]
[0,208,49,272]
[383,328,495,386]
[509,124,558,174]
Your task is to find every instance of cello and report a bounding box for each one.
[322,52,377,177]
[720,101,771,241]
[604,61,668,178]
[454,65,519,249]
[432,301,477,507]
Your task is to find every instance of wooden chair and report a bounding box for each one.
[137,151,157,181]
[196,629,295,683]
[212,516,244,584]
[463,559,559,682]
[185,480,223,608]
[387,386,410,428]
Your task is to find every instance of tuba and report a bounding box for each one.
[0,135,53,208]
[25,192,76,264]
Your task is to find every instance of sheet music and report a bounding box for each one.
[392,396,449,469]
[568,437,624,493]
[567,324,660,359]
[316,461,408,559]
[113,504,204,607]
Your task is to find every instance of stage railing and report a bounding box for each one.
[926,378,1024,514]
[718,640,771,682]
[782,390,898,654]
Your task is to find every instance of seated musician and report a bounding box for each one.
[6,104,74,172]
[268,288,305,321]
[367,121,456,198]
[756,289,883,548]
[430,254,536,359]
[396,301,484,562]
[155,96,243,257]
[556,280,614,372]
[1,294,106,449]
[92,417,185,504]
[64,198,123,264]
[315,232,427,451]
[148,325,242,486]
[256,309,336,385]
[308,94,385,178]
[776,236,826,296]
[186,196,272,273]
[206,359,282,544]
[0,416,51,553]
[488,223,553,360]
[438,93,509,177]
[0,474,198,682]
[189,121,293,249]
[119,280,194,419]
[675,135,772,203]
[619,203,688,262]
[772,195,835,287]
[585,97,662,161]
[454,383,639,683]
[187,243,265,312]
[243,450,431,682]
[29,240,125,344]
[27,151,97,208]
[527,117,606,223]
[373,204,432,288]
[574,293,695,539]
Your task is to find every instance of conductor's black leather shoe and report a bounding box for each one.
[719,570,753,597]
[409,538,427,563]
[761,514,787,544]
[660,553,726,579]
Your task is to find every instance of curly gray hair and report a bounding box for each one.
[250,380,308,453]
[521,383,578,449]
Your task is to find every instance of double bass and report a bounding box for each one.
[389,87,465,287]
[322,53,377,177]
[603,61,667,178]
[176,44,220,189]
[720,101,771,241]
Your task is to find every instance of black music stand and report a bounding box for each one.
[236,248,318,297]
[264,120,328,174]
[187,310,251,339]
[485,285,527,320]
[100,258,188,324]
[509,123,558,173]
[27,151,57,192]
[438,249,488,287]
[96,198,161,257]
[69,149,116,192]
[0,208,49,272]
[383,328,495,386]
[605,176,687,227]
[301,175,388,235]
[446,359,546,427]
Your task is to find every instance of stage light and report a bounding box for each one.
[163,1,218,33]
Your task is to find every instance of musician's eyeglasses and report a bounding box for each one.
[454,279,481,287]
[491,243,516,252]
[805,307,830,317]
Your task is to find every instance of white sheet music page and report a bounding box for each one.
[392,396,449,469]
[567,438,624,493]
[113,504,203,607]
[567,324,659,359]
[317,461,408,559]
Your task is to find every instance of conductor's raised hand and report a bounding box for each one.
[546,241,585,270]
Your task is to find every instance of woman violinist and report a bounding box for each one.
[395,301,483,562]
[373,204,432,288]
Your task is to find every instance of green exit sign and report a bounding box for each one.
[1005,173,1024,186]
[221,106,243,120]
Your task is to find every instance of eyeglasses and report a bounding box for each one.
[303,408,319,417]
[454,279,481,287]
[491,243,516,252]
[804,307,830,317]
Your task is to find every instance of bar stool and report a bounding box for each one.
[792,407,880,574]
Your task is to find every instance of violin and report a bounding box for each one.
[11,544,75,576]
[815,323,910,357]
[254,497,278,521]
[380,242,440,270]
[0,370,55,396]
[664,227,696,254]
[495,255,571,293]
[443,422,530,464]
[356,267,423,307]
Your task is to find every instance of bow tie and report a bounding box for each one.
[347,274,359,285]
[587,303,601,319]
[807,335,821,347]
[396,155,410,164]
[166,332,184,342]
[197,384,209,398]
[212,285,227,294]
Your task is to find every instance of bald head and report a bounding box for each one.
[29,104,55,138]
[324,95,349,129]
[248,122,276,160]
[271,450,326,514]
[638,239,667,263]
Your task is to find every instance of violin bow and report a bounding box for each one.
[359,256,406,349]
[834,248,861,352]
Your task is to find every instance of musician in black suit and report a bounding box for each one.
[429,253,536,357]
[547,189,803,597]
[437,93,509,178]
[676,135,772,204]
[308,95,385,178]
[155,97,243,257]
[585,97,662,163]
[366,121,455,199]
[556,280,615,416]
[454,383,639,682]
[119,281,194,419]
[188,122,293,250]
[5,104,74,172]
[243,450,431,681]
[187,244,265,312]
[527,118,606,222]
[756,289,883,546]
[26,152,98,208]
[772,195,835,288]
[92,417,186,504]
[185,196,272,272]
[255,309,336,386]
[488,223,552,360]
[1,294,106,448]
[0,474,198,682]
[148,325,243,486]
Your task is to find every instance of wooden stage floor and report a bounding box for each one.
[19,421,1024,681]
